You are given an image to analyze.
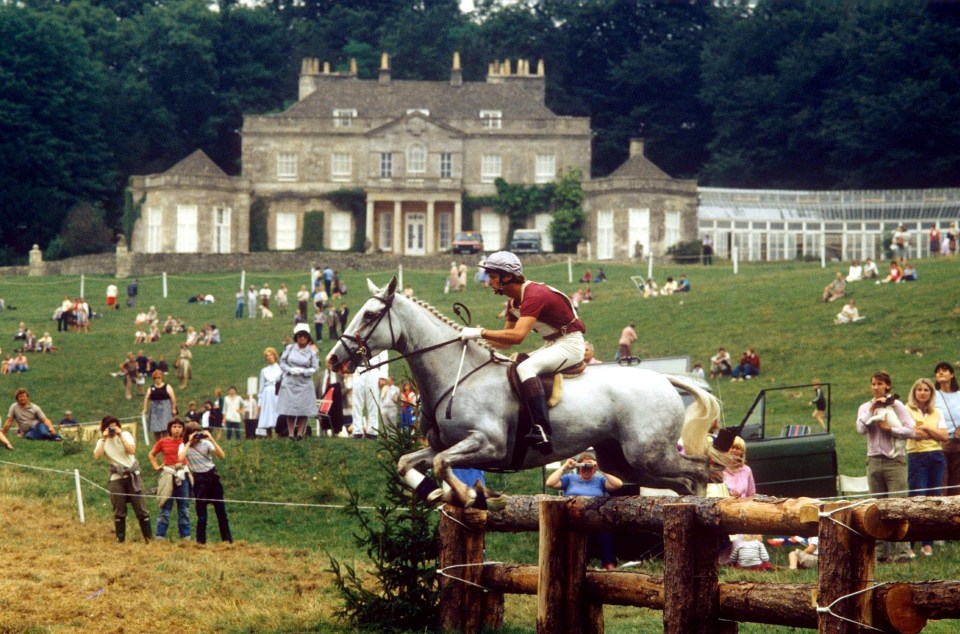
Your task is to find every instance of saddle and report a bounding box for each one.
[506,353,587,408]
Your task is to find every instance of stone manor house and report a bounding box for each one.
[128,54,698,259]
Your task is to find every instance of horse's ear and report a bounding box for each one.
[367,278,379,295]
[384,276,398,297]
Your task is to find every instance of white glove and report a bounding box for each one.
[302,367,316,376]
[287,368,302,376]
[461,327,483,341]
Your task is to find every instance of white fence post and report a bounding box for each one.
[74,469,85,524]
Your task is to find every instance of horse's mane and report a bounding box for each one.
[405,294,498,354]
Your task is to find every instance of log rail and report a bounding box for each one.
[438,495,960,634]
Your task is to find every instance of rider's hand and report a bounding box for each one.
[461,327,483,341]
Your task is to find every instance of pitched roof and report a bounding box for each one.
[163,150,229,179]
[606,154,672,180]
[283,78,555,120]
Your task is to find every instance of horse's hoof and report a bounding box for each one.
[485,493,508,512]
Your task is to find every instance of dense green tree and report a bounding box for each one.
[380,1,471,80]
[0,5,115,259]
[46,201,115,260]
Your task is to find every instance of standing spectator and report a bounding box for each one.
[94,416,152,543]
[906,377,948,556]
[618,323,637,361]
[945,222,958,256]
[731,348,761,381]
[120,352,141,399]
[276,283,289,316]
[323,266,334,297]
[400,380,418,431]
[3,388,61,442]
[447,262,461,293]
[379,376,400,427]
[326,305,340,342]
[320,367,347,436]
[222,385,244,440]
[143,370,177,442]
[297,284,310,322]
[74,296,91,332]
[702,234,714,265]
[234,288,245,319]
[277,324,319,440]
[313,303,325,342]
[856,371,926,562]
[810,379,827,429]
[106,283,119,310]
[722,436,756,497]
[247,285,258,319]
[243,391,258,439]
[351,353,385,439]
[181,422,232,544]
[934,362,960,495]
[257,348,283,438]
[184,401,203,425]
[337,303,350,333]
[710,347,732,378]
[58,295,72,332]
[892,224,910,259]
[259,283,272,310]
[202,400,224,440]
[929,226,942,256]
[126,279,139,308]
[175,343,192,390]
[545,451,623,570]
[148,419,190,542]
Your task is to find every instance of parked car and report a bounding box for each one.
[509,229,543,254]
[452,232,484,255]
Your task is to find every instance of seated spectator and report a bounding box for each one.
[728,535,774,571]
[207,325,221,345]
[59,410,79,427]
[3,388,61,442]
[821,272,846,302]
[579,269,593,284]
[133,328,147,344]
[788,537,818,570]
[0,355,11,375]
[145,356,158,376]
[643,278,659,298]
[835,299,864,325]
[148,324,161,342]
[10,351,29,373]
[163,315,177,334]
[862,258,880,279]
[675,274,691,292]
[157,355,169,374]
[545,451,623,570]
[583,341,602,365]
[571,288,585,309]
[594,267,607,283]
[692,363,705,380]
[582,286,594,302]
[145,305,158,323]
[731,348,760,381]
[258,304,274,318]
[184,327,199,347]
[134,311,148,325]
[846,260,863,282]
[661,277,678,295]
[22,330,37,352]
[13,322,27,341]
[902,262,917,281]
[36,331,54,353]
[879,261,903,284]
[710,347,732,378]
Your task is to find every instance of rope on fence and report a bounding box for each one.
[436,561,504,593]
[816,581,892,632]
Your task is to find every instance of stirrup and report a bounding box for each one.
[524,424,550,447]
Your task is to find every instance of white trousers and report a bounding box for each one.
[351,370,380,436]
[517,332,585,382]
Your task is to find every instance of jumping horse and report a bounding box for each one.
[326,277,724,507]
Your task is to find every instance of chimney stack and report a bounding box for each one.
[629,138,645,158]
[379,52,391,84]
[450,51,463,86]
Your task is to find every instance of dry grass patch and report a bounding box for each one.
[0,494,341,634]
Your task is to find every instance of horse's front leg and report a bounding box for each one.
[398,445,442,503]
[433,430,504,508]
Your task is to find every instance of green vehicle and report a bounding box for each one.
[727,383,838,499]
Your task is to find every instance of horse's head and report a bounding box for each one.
[326,276,400,374]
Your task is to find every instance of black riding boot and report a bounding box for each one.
[138,516,153,543]
[520,378,552,450]
[114,518,126,543]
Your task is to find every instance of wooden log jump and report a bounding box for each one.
[438,495,960,633]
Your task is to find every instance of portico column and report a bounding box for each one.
[454,200,462,238]
[393,201,402,254]
[426,200,435,255]
[365,200,375,252]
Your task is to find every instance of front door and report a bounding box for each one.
[406,212,425,255]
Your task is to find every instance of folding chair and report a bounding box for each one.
[780,424,811,437]
[838,474,870,498]
[630,276,646,294]
[315,387,335,436]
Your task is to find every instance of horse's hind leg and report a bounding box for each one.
[619,436,709,495]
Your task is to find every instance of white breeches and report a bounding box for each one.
[517,332,585,382]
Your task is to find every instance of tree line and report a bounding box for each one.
[2,0,959,262]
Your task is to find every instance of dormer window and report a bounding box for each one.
[406,109,430,117]
[480,110,502,129]
[333,109,357,128]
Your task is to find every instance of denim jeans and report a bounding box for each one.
[908,450,945,548]
[732,364,759,379]
[156,478,191,539]
[24,424,60,440]
[226,422,241,440]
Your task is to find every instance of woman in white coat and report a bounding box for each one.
[257,347,282,438]
[278,324,320,440]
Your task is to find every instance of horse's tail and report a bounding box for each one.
[666,375,723,462]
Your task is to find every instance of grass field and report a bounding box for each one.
[1,256,959,633]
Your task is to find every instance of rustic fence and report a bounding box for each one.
[438,494,960,634]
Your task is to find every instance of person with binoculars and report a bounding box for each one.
[546,451,623,569]
[93,416,152,543]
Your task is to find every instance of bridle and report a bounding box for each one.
[335,294,397,373]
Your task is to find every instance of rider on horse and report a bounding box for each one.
[460,251,585,450]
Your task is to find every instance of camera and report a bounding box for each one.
[575,462,595,469]
[108,427,119,436]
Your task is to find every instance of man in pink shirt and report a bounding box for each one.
[618,323,637,360]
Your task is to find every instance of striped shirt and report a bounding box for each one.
[184,440,216,473]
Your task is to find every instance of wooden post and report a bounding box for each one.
[538,498,590,634]
[663,503,734,633]
[818,502,875,633]
[439,506,495,633]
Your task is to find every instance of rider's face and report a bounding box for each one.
[487,272,501,289]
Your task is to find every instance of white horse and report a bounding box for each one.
[326,278,723,507]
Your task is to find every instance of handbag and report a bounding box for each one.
[274,375,283,396]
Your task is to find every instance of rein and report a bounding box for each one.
[360,336,463,372]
